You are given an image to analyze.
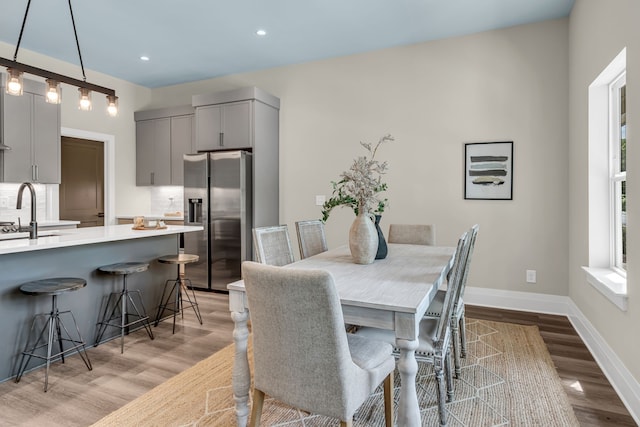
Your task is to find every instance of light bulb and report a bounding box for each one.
[5,68,23,96]
[106,94,118,117]
[78,87,92,111]
[45,79,61,104]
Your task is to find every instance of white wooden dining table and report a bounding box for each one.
[227,243,456,427]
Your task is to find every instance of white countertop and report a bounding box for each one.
[117,214,184,221]
[0,224,202,255]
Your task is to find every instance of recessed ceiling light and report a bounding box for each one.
[256,29,267,37]
[140,56,150,61]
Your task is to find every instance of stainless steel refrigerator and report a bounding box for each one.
[183,151,253,292]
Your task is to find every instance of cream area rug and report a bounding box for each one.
[92,319,579,426]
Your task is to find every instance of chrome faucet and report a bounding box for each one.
[16,182,37,240]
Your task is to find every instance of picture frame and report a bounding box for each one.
[464,141,513,200]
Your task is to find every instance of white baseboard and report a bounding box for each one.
[464,286,640,425]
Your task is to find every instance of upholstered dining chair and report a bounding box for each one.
[387,223,436,246]
[424,224,478,378]
[252,225,295,266]
[354,231,469,427]
[242,261,395,427]
[295,219,328,259]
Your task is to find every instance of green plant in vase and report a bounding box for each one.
[321,134,393,222]
[321,134,394,263]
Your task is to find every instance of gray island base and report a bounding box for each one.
[0,224,202,382]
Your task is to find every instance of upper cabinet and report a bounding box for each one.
[134,105,195,186]
[0,76,61,184]
[192,87,280,153]
[194,101,251,151]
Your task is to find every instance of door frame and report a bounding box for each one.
[53,127,115,225]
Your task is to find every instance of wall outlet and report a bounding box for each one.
[315,195,326,206]
[526,269,537,283]
[0,196,8,208]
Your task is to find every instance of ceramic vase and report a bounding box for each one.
[374,214,388,259]
[349,211,378,264]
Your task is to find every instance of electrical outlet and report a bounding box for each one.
[315,195,326,206]
[0,196,8,208]
[526,270,537,283]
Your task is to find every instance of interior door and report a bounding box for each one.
[59,137,104,227]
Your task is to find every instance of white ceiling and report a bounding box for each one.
[0,0,575,89]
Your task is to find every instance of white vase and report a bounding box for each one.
[349,211,379,264]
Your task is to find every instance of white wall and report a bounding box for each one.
[150,19,570,296]
[0,41,154,218]
[568,0,640,381]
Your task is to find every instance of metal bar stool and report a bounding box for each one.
[94,262,154,353]
[15,277,93,392]
[154,254,203,333]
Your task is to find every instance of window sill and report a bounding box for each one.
[582,267,628,311]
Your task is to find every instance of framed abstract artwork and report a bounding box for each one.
[464,141,513,200]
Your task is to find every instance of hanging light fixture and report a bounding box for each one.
[106,94,118,117]
[0,0,118,116]
[45,79,61,104]
[5,67,24,96]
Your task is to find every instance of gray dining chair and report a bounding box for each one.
[242,261,395,427]
[387,224,436,245]
[424,224,479,377]
[295,219,328,259]
[252,225,295,266]
[354,231,469,426]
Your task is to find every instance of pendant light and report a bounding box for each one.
[5,67,23,96]
[45,79,61,104]
[0,0,118,116]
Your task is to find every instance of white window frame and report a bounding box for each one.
[609,73,626,275]
[583,48,628,311]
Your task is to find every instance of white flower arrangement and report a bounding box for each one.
[321,134,394,222]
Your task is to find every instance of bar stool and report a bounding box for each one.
[15,277,93,392]
[154,254,203,333]
[94,262,154,353]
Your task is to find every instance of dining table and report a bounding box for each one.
[227,242,456,427]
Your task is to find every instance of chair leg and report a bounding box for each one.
[435,359,448,426]
[445,350,454,402]
[249,389,265,427]
[383,371,394,427]
[459,310,467,358]
[451,318,462,378]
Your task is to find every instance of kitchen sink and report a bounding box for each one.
[0,230,67,241]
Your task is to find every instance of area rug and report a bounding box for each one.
[92,319,579,426]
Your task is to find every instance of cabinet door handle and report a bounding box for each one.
[219,132,224,147]
[151,172,155,185]
[35,165,39,182]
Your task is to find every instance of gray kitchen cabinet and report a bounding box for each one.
[134,105,194,186]
[194,101,251,151]
[0,77,61,183]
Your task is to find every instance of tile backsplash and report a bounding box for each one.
[0,183,48,224]
[150,186,184,215]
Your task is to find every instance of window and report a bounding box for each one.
[610,75,626,273]
[584,48,627,311]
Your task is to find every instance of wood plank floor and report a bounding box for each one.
[0,293,635,426]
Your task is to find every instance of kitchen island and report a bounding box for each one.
[0,224,202,382]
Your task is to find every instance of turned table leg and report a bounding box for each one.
[395,338,421,427]
[231,309,250,427]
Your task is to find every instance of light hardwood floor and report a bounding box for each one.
[0,294,635,426]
